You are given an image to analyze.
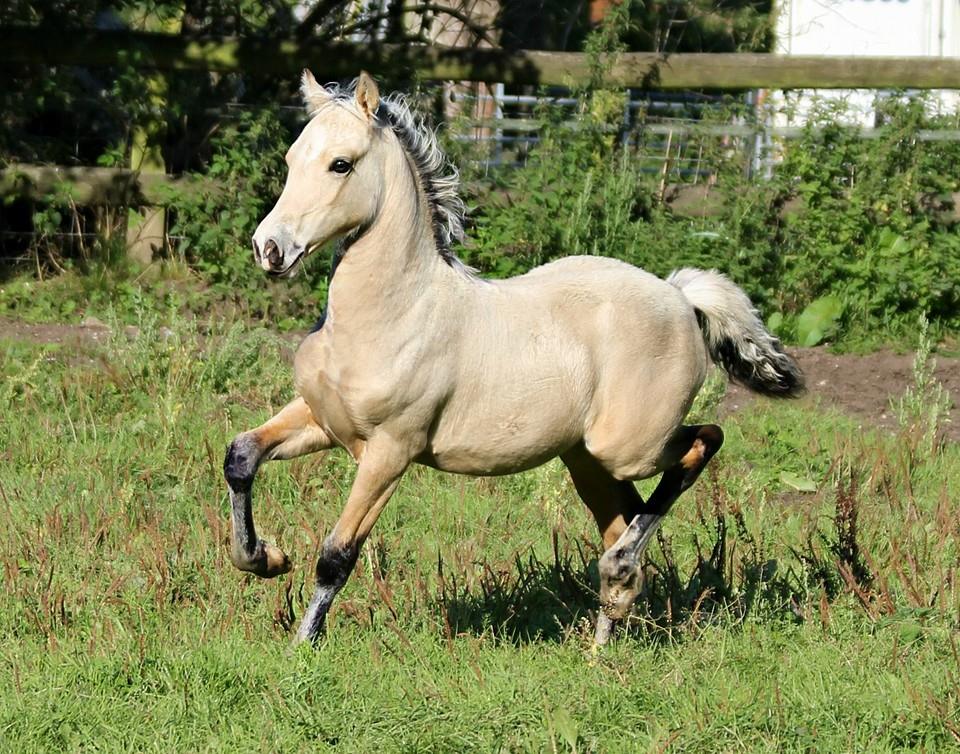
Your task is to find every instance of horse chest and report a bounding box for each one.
[293,329,430,447]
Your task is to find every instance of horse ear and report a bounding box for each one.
[355,71,380,120]
[301,69,331,113]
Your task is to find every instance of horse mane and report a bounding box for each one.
[310,80,469,271]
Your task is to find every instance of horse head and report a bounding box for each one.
[252,71,385,277]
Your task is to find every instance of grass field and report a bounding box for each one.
[1,314,958,752]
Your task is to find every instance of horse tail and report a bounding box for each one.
[667,268,805,398]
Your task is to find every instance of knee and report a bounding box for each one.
[314,538,360,589]
[224,434,260,492]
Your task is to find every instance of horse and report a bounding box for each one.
[223,71,804,646]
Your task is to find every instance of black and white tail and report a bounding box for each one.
[668,268,804,398]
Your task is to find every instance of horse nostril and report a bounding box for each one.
[252,238,261,262]
[264,239,282,268]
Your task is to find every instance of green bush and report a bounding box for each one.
[166,108,332,329]
[456,93,960,346]
[771,98,960,340]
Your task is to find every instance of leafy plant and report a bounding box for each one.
[770,97,960,340]
[796,295,843,347]
[893,313,954,456]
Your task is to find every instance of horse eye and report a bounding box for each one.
[329,158,353,174]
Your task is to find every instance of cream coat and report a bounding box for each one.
[227,72,802,645]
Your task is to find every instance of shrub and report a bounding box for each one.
[165,108,332,329]
[456,93,960,346]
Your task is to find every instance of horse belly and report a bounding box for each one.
[423,377,587,476]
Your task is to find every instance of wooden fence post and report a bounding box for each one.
[125,15,182,265]
[125,72,168,265]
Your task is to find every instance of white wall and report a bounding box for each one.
[776,0,958,58]
[773,0,960,125]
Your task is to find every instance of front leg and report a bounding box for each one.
[224,396,333,578]
[296,435,412,644]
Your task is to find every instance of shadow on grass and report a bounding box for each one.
[432,464,892,644]
[437,532,601,644]
[437,516,812,646]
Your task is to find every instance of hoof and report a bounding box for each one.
[260,542,292,577]
[294,613,327,647]
[597,533,646,626]
[292,626,322,647]
[232,540,292,578]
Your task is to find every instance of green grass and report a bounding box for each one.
[1,315,958,752]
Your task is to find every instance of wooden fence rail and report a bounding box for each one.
[0,164,214,205]
[3,28,960,89]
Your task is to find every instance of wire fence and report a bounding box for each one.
[446,86,960,182]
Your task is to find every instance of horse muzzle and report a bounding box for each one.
[253,237,304,277]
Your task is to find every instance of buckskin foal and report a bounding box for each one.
[223,72,804,646]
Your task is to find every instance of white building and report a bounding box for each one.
[773,0,960,124]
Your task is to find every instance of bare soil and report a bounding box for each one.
[723,346,960,441]
[2,319,958,441]
[0,318,114,346]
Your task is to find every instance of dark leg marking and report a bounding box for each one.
[595,424,724,644]
[223,434,291,578]
[224,434,260,492]
[296,538,360,644]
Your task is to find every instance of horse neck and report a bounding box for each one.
[326,138,452,329]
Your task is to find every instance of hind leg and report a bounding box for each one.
[562,445,645,645]
[594,424,723,642]
[224,396,334,578]
[562,444,643,550]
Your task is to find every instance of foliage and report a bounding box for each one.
[3,2,960,344]
[457,90,960,346]
[767,97,960,341]
[500,0,773,53]
[165,107,330,328]
[795,294,843,347]
[624,0,774,53]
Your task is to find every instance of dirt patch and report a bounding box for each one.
[0,318,113,346]
[2,318,957,441]
[723,347,960,441]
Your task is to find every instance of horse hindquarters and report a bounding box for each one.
[582,267,802,644]
[580,314,709,482]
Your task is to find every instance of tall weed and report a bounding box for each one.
[893,314,954,457]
